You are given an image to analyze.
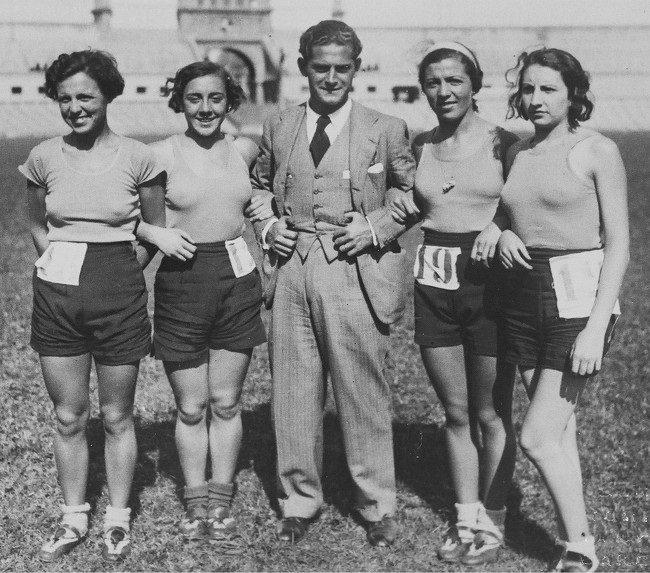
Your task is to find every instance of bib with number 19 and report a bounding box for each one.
[414,244,462,290]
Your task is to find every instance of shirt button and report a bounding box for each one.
[313,188,320,194]
[313,204,322,209]
[314,173,322,179]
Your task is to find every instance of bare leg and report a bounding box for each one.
[519,368,590,541]
[165,356,210,488]
[467,356,516,510]
[96,361,139,509]
[207,348,252,484]
[41,354,92,505]
[421,345,479,503]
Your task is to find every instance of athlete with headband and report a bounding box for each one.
[390,41,518,566]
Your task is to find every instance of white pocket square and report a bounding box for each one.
[367,163,384,174]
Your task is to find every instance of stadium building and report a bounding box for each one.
[1,0,650,136]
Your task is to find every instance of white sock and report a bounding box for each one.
[103,505,131,533]
[477,504,505,544]
[61,502,91,536]
[455,501,481,543]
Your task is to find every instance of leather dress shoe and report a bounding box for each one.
[366,516,398,547]
[276,517,309,544]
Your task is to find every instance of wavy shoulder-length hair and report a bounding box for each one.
[506,47,593,130]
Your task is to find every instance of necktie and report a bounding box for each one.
[310,115,331,167]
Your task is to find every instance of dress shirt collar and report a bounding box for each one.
[305,98,352,145]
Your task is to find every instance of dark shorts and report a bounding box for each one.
[502,248,616,372]
[31,242,151,365]
[414,231,501,356]
[153,241,266,362]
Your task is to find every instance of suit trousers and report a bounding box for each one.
[270,240,396,522]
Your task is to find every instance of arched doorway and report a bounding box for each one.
[206,47,256,103]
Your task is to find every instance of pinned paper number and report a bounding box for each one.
[549,249,621,318]
[414,244,461,290]
[225,236,256,278]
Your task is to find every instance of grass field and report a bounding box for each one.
[0,133,648,572]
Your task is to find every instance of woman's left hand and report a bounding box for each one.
[246,192,275,222]
[570,325,605,376]
[471,223,501,266]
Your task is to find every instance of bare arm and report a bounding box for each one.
[570,135,629,375]
[136,173,197,265]
[27,181,49,256]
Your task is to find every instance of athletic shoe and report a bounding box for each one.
[38,525,85,562]
[101,526,131,562]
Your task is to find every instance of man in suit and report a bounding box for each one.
[251,20,415,546]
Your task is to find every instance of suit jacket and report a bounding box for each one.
[251,101,416,325]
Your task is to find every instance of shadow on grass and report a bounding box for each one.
[84,404,554,563]
[85,417,178,515]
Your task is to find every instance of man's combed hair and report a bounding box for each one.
[299,20,363,61]
[163,60,245,113]
[44,50,125,102]
[506,47,593,130]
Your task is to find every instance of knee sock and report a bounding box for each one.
[208,480,234,515]
[455,501,482,543]
[61,502,91,536]
[103,505,131,533]
[184,482,208,518]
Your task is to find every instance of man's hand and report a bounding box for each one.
[332,212,374,256]
[267,216,298,257]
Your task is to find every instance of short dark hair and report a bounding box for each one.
[507,48,593,130]
[417,45,483,112]
[299,20,362,61]
[44,50,124,102]
[163,60,245,113]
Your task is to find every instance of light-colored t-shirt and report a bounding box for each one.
[19,135,162,242]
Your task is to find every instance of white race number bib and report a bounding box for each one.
[549,249,621,318]
[414,244,461,290]
[35,241,87,286]
[225,236,256,278]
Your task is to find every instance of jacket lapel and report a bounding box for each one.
[349,102,380,210]
[275,104,307,195]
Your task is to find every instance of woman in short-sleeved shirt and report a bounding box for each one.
[22,50,166,563]
[136,61,272,542]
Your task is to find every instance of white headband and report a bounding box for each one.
[427,41,480,70]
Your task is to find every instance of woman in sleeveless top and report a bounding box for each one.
[137,61,273,542]
[22,50,166,562]
[389,43,518,566]
[498,48,629,572]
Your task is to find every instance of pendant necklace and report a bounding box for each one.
[438,159,457,193]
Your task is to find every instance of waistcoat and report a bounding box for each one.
[284,117,352,261]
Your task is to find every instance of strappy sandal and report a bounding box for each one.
[551,537,599,572]
[38,524,85,562]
